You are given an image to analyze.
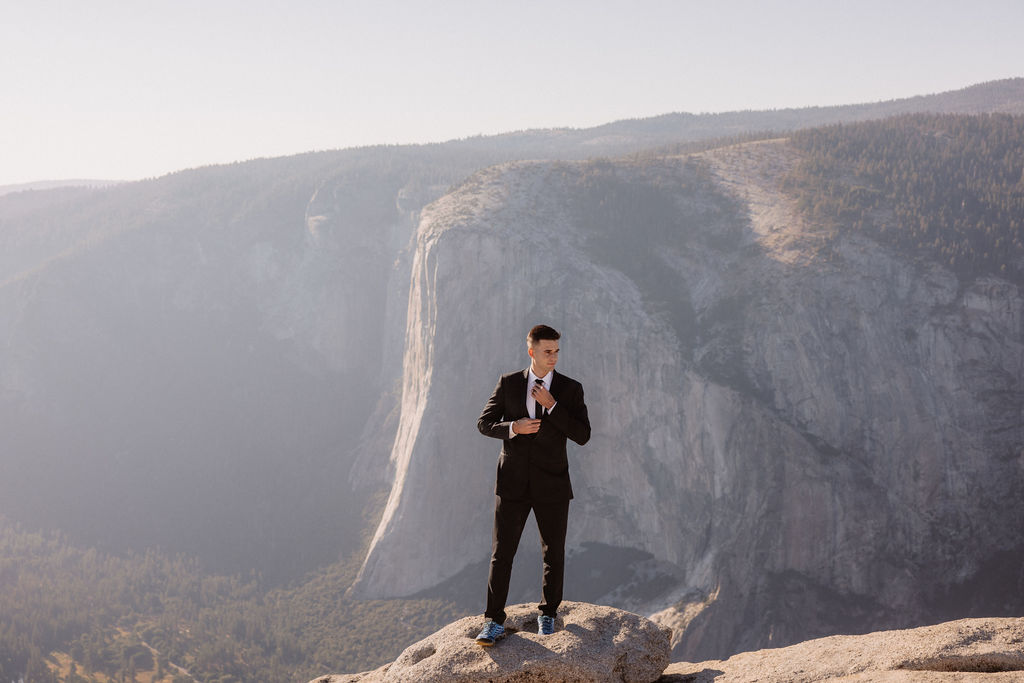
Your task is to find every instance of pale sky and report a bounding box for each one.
[2,0,1021,186]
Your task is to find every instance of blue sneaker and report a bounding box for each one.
[538,615,555,635]
[475,620,505,646]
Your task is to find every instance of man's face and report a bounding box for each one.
[530,339,559,375]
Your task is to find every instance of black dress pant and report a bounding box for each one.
[484,494,570,625]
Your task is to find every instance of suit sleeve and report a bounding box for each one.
[545,381,591,446]
[477,375,512,440]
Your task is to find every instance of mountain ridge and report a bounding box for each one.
[5,77,1022,192]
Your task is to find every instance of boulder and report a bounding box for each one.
[310,601,672,683]
[661,616,1024,682]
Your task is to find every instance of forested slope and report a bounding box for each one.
[786,113,1024,283]
[0,518,462,682]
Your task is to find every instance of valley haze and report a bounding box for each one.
[0,79,1022,682]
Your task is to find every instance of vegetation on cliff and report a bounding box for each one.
[785,113,1024,284]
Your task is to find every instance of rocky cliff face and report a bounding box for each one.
[0,156,428,580]
[350,140,1024,660]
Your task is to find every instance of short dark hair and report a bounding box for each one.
[527,324,560,346]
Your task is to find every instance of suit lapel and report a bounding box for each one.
[548,370,561,400]
[516,369,530,419]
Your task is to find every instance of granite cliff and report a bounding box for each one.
[349,139,1024,660]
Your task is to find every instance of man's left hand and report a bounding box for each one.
[531,383,555,410]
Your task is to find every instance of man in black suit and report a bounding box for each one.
[474,324,591,645]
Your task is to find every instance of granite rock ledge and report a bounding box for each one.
[661,616,1024,682]
[309,601,672,683]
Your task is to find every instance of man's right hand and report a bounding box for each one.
[512,418,542,435]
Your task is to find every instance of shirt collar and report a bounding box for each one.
[528,368,553,385]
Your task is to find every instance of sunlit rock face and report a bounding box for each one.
[351,142,1024,660]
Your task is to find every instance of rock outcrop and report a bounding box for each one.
[311,613,1024,683]
[310,601,671,683]
[663,616,1024,682]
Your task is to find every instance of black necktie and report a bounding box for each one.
[534,378,544,418]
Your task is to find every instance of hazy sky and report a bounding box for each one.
[2,0,1021,185]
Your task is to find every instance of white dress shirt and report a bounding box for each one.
[509,369,556,438]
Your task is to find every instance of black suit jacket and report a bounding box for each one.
[477,369,591,501]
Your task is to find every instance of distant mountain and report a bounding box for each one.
[0,81,1021,679]
[449,77,1024,156]
[0,179,123,196]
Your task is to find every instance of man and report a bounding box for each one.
[474,324,591,645]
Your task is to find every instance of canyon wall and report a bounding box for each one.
[351,142,1024,659]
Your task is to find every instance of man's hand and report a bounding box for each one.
[512,417,542,434]
[531,383,555,410]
